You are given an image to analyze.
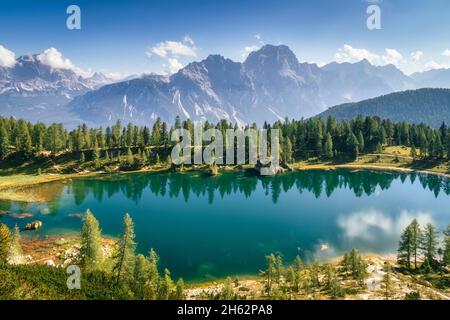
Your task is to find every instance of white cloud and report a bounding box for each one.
[0,44,16,68]
[37,47,92,77]
[332,45,450,74]
[146,36,197,75]
[37,47,76,70]
[442,49,450,57]
[254,34,261,41]
[382,48,404,66]
[338,209,433,242]
[147,37,197,58]
[241,45,260,59]
[163,58,184,74]
[410,51,423,62]
[423,60,450,71]
[334,44,380,64]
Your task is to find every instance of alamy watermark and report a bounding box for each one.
[366,1,381,30]
[170,127,280,175]
[66,265,81,290]
[66,5,81,30]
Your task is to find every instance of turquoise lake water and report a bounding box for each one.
[1,169,449,282]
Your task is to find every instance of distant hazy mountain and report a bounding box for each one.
[321,59,415,103]
[316,88,450,127]
[2,44,450,126]
[411,68,450,89]
[68,45,416,126]
[0,54,115,125]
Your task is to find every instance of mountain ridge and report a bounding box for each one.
[316,88,450,127]
[1,44,450,127]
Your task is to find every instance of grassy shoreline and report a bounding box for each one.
[0,154,449,203]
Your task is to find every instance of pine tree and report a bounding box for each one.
[398,225,413,269]
[0,124,9,159]
[382,262,394,300]
[420,223,439,268]
[134,254,151,284]
[409,219,422,269]
[275,255,283,284]
[357,131,365,153]
[158,268,174,300]
[340,249,367,285]
[219,277,235,300]
[18,121,33,158]
[263,254,276,294]
[80,209,104,271]
[0,224,11,263]
[410,144,417,160]
[446,135,450,160]
[443,225,450,266]
[8,224,23,264]
[398,219,422,270]
[283,137,293,163]
[92,138,100,162]
[324,133,333,159]
[325,264,344,299]
[127,147,133,165]
[80,152,85,163]
[175,278,185,300]
[375,142,383,154]
[114,213,136,282]
[346,132,359,160]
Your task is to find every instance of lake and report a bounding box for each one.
[1,169,449,282]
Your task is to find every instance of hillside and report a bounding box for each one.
[317,88,450,127]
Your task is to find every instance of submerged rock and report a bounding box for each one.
[9,213,34,219]
[25,220,43,230]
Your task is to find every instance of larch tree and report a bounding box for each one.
[420,223,439,267]
[8,224,23,264]
[409,219,422,269]
[398,224,413,269]
[114,213,136,282]
[381,262,394,300]
[134,254,151,284]
[442,225,450,266]
[175,278,185,300]
[0,124,9,159]
[0,224,11,263]
[158,268,174,300]
[80,209,104,271]
[324,132,334,159]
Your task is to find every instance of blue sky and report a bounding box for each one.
[0,0,450,76]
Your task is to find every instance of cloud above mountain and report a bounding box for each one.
[37,47,91,77]
[0,44,16,68]
[333,44,450,74]
[334,45,404,67]
[146,36,197,75]
[147,37,197,58]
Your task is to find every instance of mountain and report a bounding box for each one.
[321,59,415,103]
[411,68,450,88]
[0,54,114,125]
[316,88,450,127]
[2,44,449,127]
[67,45,415,126]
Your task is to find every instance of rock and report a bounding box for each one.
[44,259,55,266]
[40,208,50,215]
[25,220,43,230]
[68,213,84,219]
[0,210,8,215]
[9,213,34,219]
